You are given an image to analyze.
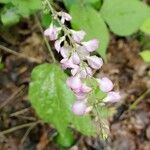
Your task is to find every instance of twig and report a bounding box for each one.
[10,107,31,117]
[129,88,150,110]
[34,15,56,63]
[21,121,38,144]
[0,85,25,109]
[0,45,41,63]
[0,121,41,136]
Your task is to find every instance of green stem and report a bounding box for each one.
[129,88,150,110]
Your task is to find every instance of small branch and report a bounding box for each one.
[0,121,41,136]
[10,107,31,117]
[0,45,41,64]
[0,85,25,109]
[129,88,150,110]
[34,14,56,63]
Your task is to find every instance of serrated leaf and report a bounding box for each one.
[139,50,150,62]
[29,64,95,138]
[70,4,109,59]
[140,18,150,34]
[101,0,149,36]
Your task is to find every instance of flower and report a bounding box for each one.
[66,76,82,90]
[87,55,103,69]
[71,52,80,65]
[103,91,121,103]
[72,101,87,115]
[54,37,65,52]
[58,12,72,23]
[44,24,60,41]
[82,39,99,52]
[60,47,70,58]
[71,30,86,43]
[97,77,114,92]
[79,66,93,78]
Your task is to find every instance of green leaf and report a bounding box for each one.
[41,13,52,28]
[139,50,150,62]
[29,64,95,146]
[1,6,20,26]
[0,0,10,3]
[101,0,149,36]
[140,18,150,34]
[70,4,109,59]
[63,0,101,10]
[12,0,42,17]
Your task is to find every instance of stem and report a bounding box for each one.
[34,15,56,63]
[129,89,150,110]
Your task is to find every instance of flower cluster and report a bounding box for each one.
[44,11,121,116]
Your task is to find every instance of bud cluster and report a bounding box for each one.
[44,10,121,116]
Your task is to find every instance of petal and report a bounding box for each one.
[66,76,82,90]
[71,65,79,76]
[103,91,121,103]
[87,55,103,69]
[71,30,86,43]
[71,52,80,64]
[81,84,92,93]
[82,39,99,52]
[72,101,87,116]
[60,47,69,58]
[97,77,113,92]
[79,66,93,78]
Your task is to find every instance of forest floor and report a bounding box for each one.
[0,17,150,150]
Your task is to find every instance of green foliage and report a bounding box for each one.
[0,0,42,26]
[63,0,101,10]
[139,50,150,62]
[70,4,109,59]
[29,64,95,147]
[101,0,149,36]
[140,18,150,34]
[41,13,52,28]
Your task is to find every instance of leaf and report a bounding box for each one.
[63,0,101,10]
[41,13,52,28]
[140,18,150,34]
[101,0,149,36]
[70,4,109,59]
[29,64,95,140]
[1,6,20,26]
[139,50,150,62]
[0,0,10,3]
[12,0,42,17]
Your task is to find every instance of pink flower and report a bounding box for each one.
[66,76,82,90]
[58,12,72,24]
[82,39,99,52]
[77,45,90,60]
[74,83,92,94]
[60,47,69,58]
[71,52,80,64]
[71,65,79,76]
[75,93,86,100]
[79,66,93,78]
[87,55,103,69]
[71,30,86,43]
[72,101,87,116]
[54,37,65,52]
[97,77,113,92]
[44,24,60,41]
[60,58,75,69]
[103,91,121,103]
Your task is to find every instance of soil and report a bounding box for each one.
[0,16,150,150]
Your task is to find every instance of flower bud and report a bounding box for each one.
[82,39,99,52]
[79,66,93,78]
[71,52,80,64]
[71,30,86,43]
[87,55,103,69]
[54,37,65,52]
[44,24,60,41]
[72,101,87,116]
[60,47,69,58]
[58,12,72,24]
[66,76,82,90]
[97,77,113,92]
[103,91,121,103]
